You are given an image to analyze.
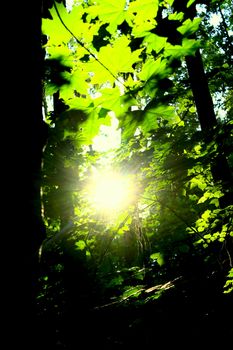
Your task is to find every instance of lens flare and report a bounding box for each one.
[87,171,135,213]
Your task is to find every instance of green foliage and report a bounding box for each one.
[223,268,233,294]
[150,252,164,266]
[40,3,233,333]
[177,17,202,36]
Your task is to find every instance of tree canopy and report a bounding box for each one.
[34,0,233,347]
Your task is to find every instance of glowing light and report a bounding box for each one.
[87,171,135,213]
[92,113,121,152]
[209,13,221,27]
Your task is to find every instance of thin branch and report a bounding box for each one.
[224,239,233,268]
[97,213,132,268]
[52,0,128,89]
[94,276,182,310]
[142,195,209,243]
[217,3,233,59]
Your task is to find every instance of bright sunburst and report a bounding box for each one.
[86,170,135,214]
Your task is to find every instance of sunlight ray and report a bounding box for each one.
[86,170,135,214]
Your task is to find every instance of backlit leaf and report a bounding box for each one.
[143,33,167,54]
[164,38,200,58]
[168,12,184,21]
[138,57,169,81]
[75,240,86,250]
[87,0,126,32]
[150,252,164,266]
[187,0,196,8]
[128,0,158,37]
[177,18,202,36]
[98,36,143,75]
[42,2,84,45]
[128,0,159,21]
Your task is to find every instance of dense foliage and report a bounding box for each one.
[37,0,232,347]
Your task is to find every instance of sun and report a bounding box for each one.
[87,170,135,213]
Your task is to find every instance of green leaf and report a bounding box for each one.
[138,57,169,81]
[164,38,200,58]
[128,0,159,21]
[213,190,223,198]
[198,192,211,204]
[165,0,174,5]
[99,108,110,119]
[143,33,167,54]
[42,3,85,45]
[201,209,211,221]
[142,105,176,133]
[168,12,184,21]
[87,36,143,85]
[75,240,86,250]
[190,177,207,191]
[187,0,196,8]
[177,18,202,36]
[119,111,142,139]
[189,106,196,113]
[150,252,164,266]
[122,285,144,299]
[80,108,111,144]
[127,0,159,37]
[134,270,145,281]
[94,87,130,116]
[69,67,90,95]
[99,36,143,74]
[107,276,124,287]
[182,38,201,55]
[87,0,126,33]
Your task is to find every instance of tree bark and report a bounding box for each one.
[5,1,46,348]
[185,50,217,131]
[185,50,233,206]
[174,0,233,207]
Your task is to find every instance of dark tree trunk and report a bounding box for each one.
[185,50,217,131]
[172,0,233,207]
[5,1,46,348]
[185,50,233,206]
